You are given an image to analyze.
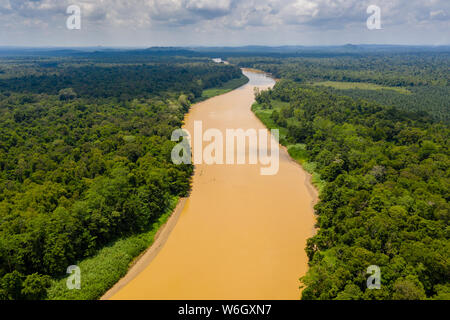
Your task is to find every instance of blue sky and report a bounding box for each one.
[0,0,449,47]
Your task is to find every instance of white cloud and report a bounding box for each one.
[0,0,448,45]
[186,0,232,13]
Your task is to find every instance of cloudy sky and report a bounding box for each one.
[0,0,448,47]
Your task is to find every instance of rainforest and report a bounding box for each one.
[0,46,448,301]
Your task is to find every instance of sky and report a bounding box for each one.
[0,0,449,47]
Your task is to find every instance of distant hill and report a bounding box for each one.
[0,45,449,59]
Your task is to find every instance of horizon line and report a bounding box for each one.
[0,43,449,49]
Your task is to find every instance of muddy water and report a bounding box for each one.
[110,69,317,300]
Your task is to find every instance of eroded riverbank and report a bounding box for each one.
[108,69,317,300]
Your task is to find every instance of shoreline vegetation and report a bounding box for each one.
[251,101,326,195]
[251,88,329,293]
[100,197,187,300]
[45,71,251,300]
[251,99,323,263]
[195,74,249,102]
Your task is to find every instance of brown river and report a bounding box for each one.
[105,69,317,300]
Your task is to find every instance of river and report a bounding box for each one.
[106,69,317,300]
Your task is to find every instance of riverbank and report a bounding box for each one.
[251,101,325,195]
[250,99,321,245]
[195,74,249,102]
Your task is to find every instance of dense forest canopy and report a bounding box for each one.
[254,79,449,299]
[231,54,450,86]
[230,53,450,123]
[0,56,244,299]
[0,61,242,100]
